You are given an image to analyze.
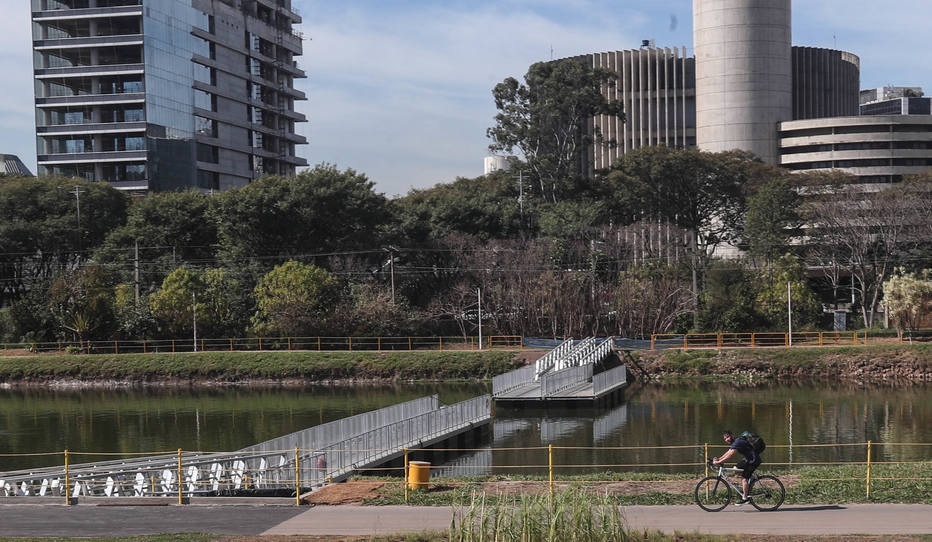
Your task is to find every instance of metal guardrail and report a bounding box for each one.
[650,331,865,350]
[0,335,524,355]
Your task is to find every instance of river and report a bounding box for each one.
[1,381,929,474]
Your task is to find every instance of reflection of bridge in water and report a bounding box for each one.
[0,337,631,499]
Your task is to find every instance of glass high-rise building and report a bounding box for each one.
[31,0,308,193]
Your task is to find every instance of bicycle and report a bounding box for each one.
[694,461,785,511]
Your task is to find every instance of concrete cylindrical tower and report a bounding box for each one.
[693,0,792,165]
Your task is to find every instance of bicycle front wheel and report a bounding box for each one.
[694,476,732,512]
[749,475,785,511]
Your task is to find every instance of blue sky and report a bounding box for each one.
[3,1,931,197]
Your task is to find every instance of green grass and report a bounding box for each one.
[0,350,522,383]
[358,461,932,507]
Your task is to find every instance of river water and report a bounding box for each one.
[1,381,929,475]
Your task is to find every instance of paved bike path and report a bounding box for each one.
[0,502,929,537]
[263,503,931,536]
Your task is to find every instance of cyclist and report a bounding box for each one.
[711,429,761,505]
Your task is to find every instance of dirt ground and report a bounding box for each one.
[302,475,803,505]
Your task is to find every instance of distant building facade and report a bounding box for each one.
[577,47,696,173]
[31,0,308,193]
[0,154,33,176]
[780,115,932,184]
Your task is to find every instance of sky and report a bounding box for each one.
[2,1,931,198]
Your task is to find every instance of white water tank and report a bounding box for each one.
[484,155,512,175]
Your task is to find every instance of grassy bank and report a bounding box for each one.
[0,343,929,385]
[0,350,522,385]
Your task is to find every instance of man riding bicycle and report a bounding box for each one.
[711,430,761,505]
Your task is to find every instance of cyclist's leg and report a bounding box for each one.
[743,459,761,499]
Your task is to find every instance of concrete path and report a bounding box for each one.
[0,501,929,538]
[263,503,932,537]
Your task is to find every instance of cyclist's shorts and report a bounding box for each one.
[736,458,761,479]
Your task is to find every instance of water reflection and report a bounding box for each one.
[1,382,929,474]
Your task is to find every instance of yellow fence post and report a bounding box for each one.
[866,440,872,500]
[64,449,71,505]
[548,444,554,499]
[704,443,709,476]
[403,448,409,503]
[295,447,301,506]
[177,449,184,505]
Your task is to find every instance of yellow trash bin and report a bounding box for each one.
[408,461,431,490]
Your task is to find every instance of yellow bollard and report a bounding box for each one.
[407,461,431,490]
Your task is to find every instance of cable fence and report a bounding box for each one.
[2,442,928,505]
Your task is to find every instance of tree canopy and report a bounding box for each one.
[487,59,624,203]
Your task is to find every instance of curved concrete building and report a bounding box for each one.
[694,0,793,164]
[574,47,695,172]
[792,47,860,120]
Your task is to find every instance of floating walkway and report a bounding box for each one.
[493,337,627,403]
[0,337,630,499]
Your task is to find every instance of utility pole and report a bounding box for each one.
[71,186,83,234]
[477,287,482,351]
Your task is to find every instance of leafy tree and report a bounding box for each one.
[743,177,801,265]
[394,171,528,241]
[754,254,823,331]
[487,59,624,203]
[0,177,126,306]
[149,267,202,338]
[113,283,157,339]
[95,190,217,290]
[199,267,251,337]
[46,265,117,344]
[211,165,395,280]
[251,260,339,336]
[696,260,760,332]
[608,147,758,254]
[882,268,932,341]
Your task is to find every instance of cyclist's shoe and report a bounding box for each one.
[734,497,751,506]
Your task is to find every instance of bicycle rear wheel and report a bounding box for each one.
[694,476,732,512]
[749,474,785,511]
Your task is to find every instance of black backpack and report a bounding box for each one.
[742,431,766,454]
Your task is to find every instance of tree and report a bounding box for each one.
[0,176,127,306]
[394,171,527,241]
[211,165,395,279]
[882,269,932,341]
[46,265,117,345]
[95,190,217,291]
[743,177,801,265]
[607,147,764,325]
[754,254,823,331]
[149,267,203,338]
[801,175,929,328]
[251,261,339,337]
[487,59,624,203]
[696,260,760,332]
[614,262,694,337]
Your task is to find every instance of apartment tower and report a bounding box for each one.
[31,0,308,192]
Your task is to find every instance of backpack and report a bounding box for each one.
[742,431,766,454]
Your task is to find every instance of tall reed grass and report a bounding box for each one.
[450,488,632,542]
